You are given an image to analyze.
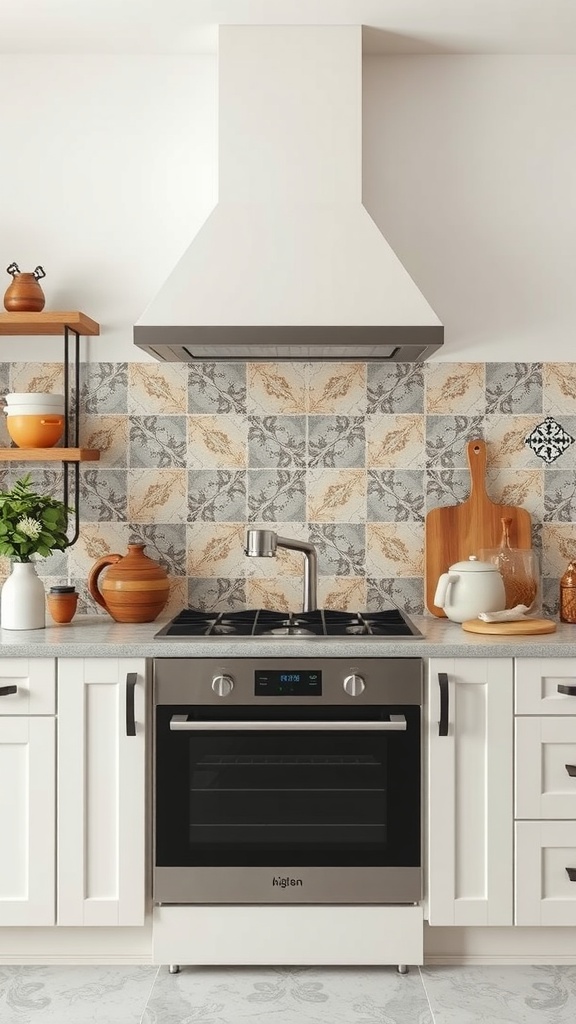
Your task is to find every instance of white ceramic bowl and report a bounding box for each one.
[4,393,65,406]
[4,404,64,416]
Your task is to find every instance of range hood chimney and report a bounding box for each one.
[134,25,443,362]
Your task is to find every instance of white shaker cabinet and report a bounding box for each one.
[426,658,513,926]
[0,659,56,926]
[57,658,147,926]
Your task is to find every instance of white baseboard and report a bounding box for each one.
[0,954,153,965]
[425,954,576,965]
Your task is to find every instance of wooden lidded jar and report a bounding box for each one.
[560,560,576,624]
[88,543,170,623]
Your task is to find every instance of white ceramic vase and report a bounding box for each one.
[1,561,46,630]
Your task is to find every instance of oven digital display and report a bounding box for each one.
[255,670,322,696]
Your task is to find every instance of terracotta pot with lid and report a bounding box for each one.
[88,543,170,623]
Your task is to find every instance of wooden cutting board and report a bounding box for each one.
[425,439,532,617]
[461,618,556,635]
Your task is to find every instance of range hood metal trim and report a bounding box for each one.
[134,325,444,362]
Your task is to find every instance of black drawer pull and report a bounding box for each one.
[566,765,576,777]
[126,673,137,737]
[558,684,576,697]
[438,672,449,736]
[0,685,17,697]
[566,867,576,882]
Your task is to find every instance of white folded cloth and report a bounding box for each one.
[477,605,530,622]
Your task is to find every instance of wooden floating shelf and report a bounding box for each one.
[0,448,100,462]
[0,311,100,336]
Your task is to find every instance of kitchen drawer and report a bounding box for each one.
[515,659,576,715]
[0,659,55,715]
[515,717,576,818]
[516,820,576,925]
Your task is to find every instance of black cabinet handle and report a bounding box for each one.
[566,868,576,882]
[126,673,137,737]
[566,765,576,777]
[558,684,576,697]
[0,685,17,697]
[439,672,449,736]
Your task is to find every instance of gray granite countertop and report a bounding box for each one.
[1,614,576,658]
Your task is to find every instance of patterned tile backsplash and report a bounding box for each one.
[1,359,576,619]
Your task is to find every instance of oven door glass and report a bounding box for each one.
[155,705,420,868]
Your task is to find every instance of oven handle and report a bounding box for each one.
[169,715,407,731]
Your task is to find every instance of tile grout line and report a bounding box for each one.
[418,967,439,1024]
[138,964,161,1024]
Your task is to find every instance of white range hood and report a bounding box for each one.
[134,25,443,362]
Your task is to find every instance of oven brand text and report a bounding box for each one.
[272,876,303,888]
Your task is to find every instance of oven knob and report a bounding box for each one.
[343,674,365,697]
[212,674,234,697]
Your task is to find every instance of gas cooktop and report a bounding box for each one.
[154,607,423,640]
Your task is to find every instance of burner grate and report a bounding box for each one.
[154,607,422,639]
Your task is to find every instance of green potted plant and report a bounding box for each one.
[0,474,72,630]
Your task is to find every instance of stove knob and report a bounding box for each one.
[212,674,234,697]
[343,674,365,697]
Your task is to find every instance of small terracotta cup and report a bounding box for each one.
[47,585,78,624]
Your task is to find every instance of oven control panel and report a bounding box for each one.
[255,670,322,697]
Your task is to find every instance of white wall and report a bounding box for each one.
[0,53,575,362]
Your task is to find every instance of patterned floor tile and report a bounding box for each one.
[0,965,156,1024]
[421,964,576,1023]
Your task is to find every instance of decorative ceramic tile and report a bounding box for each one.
[246,576,305,612]
[244,522,309,578]
[247,363,307,414]
[247,469,306,522]
[542,576,561,618]
[308,416,365,468]
[308,363,366,414]
[367,577,424,616]
[10,466,63,498]
[541,523,576,576]
[485,468,544,519]
[0,965,157,1024]
[188,576,246,611]
[366,523,424,577]
[426,415,484,467]
[187,414,248,468]
[317,576,368,610]
[163,576,188,619]
[79,468,127,522]
[128,362,186,415]
[426,469,472,510]
[367,470,425,522]
[81,414,129,468]
[129,415,186,468]
[188,469,247,522]
[486,362,543,415]
[421,964,576,1024]
[143,964,432,1024]
[484,415,543,468]
[127,468,187,523]
[525,415,575,464]
[544,470,576,521]
[425,362,485,414]
[308,523,365,576]
[128,523,186,576]
[60,520,132,584]
[82,362,128,414]
[10,361,64,396]
[543,363,576,415]
[366,414,425,468]
[367,362,424,414]
[307,469,366,523]
[188,362,246,414]
[187,523,246,577]
[0,361,10,398]
[248,415,306,468]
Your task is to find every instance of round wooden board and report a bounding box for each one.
[461,617,557,635]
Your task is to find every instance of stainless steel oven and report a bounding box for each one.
[153,658,422,905]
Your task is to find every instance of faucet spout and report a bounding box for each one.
[244,529,318,612]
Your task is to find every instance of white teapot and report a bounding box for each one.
[434,555,506,623]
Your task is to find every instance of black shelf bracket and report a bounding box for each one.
[62,324,82,547]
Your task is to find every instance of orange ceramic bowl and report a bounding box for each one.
[7,414,64,448]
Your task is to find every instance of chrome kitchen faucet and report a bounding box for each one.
[244,530,318,612]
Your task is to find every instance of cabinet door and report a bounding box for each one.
[515,659,576,715]
[57,658,147,926]
[0,716,55,925]
[516,821,576,925]
[0,658,55,715]
[516,717,576,819]
[427,658,513,926]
